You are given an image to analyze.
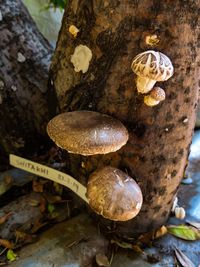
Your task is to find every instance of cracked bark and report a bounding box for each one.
[50,0,200,237]
[0,0,54,168]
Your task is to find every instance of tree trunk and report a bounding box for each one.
[50,0,200,238]
[0,0,54,166]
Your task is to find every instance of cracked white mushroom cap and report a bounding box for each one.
[47,111,129,156]
[131,50,174,94]
[86,166,143,221]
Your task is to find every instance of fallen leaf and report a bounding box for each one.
[31,219,48,234]
[47,203,55,214]
[0,212,12,225]
[6,249,17,262]
[174,248,195,267]
[48,211,62,221]
[132,245,144,254]
[44,193,62,204]
[65,237,89,249]
[110,239,132,249]
[0,239,14,249]
[154,225,168,239]
[29,199,40,207]
[109,248,115,266]
[146,253,160,264]
[48,208,69,222]
[3,175,13,185]
[39,197,46,213]
[0,247,7,257]
[32,180,44,193]
[96,253,110,267]
[53,182,63,195]
[15,230,36,245]
[138,231,153,246]
[167,225,200,240]
[186,221,200,230]
[65,240,79,249]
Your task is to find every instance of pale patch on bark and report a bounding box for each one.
[71,45,92,73]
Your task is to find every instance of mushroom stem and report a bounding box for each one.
[144,96,159,106]
[136,76,156,94]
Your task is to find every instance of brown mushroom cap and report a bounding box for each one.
[150,87,166,101]
[86,166,143,221]
[131,50,174,81]
[47,111,129,156]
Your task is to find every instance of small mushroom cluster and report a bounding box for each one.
[47,110,143,221]
[171,197,186,220]
[131,50,174,107]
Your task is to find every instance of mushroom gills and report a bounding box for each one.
[136,76,156,94]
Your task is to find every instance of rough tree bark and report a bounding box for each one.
[0,0,54,166]
[50,0,200,237]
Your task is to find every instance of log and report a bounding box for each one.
[0,192,72,240]
[8,214,108,267]
[0,168,34,196]
[50,0,200,238]
[0,0,54,166]
[0,193,42,240]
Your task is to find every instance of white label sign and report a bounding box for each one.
[9,154,88,203]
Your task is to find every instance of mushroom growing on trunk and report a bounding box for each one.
[131,50,174,94]
[144,87,166,107]
[47,110,129,155]
[46,111,143,221]
[87,166,143,221]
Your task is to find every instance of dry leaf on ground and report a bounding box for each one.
[30,219,48,234]
[29,198,40,207]
[0,239,14,249]
[0,212,12,225]
[110,239,132,249]
[154,225,168,239]
[32,180,44,193]
[39,197,46,213]
[174,248,195,267]
[15,230,36,245]
[96,253,110,267]
[186,221,200,230]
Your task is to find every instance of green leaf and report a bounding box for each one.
[47,203,55,214]
[7,249,17,262]
[47,0,67,10]
[167,225,200,240]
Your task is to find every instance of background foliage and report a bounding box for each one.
[23,0,64,45]
[47,0,67,9]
